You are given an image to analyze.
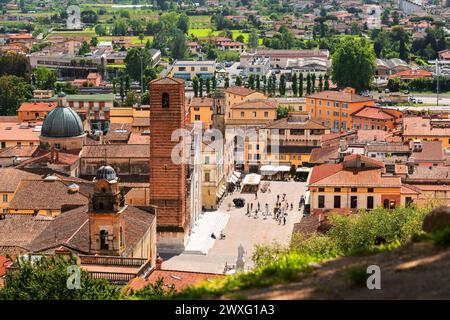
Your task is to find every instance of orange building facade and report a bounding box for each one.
[305,88,375,131]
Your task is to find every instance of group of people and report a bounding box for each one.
[245,193,294,226]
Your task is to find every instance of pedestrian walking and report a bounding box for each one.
[257,202,260,212]
[250,202,253,212]
[283,216,286,225]
[290,202,293,211]
[277,194,280,202]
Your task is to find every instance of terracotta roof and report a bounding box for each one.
[128,132,150,145]
[0,168,41,192]
[0,116,19,122]
[131,117,149,127]
[265,116,327,130]
[357,129,391,143]
[401,184,422,195]
[0,122,41,142]
[0,215,52,249]
[81,144,149,158]
[389,69,433,79]
[18,101,57,113]
[17,150,80,167]
[307,90,374,103]
[308,145,339,164]
[403,117,450,137]
[411,140,444,162]
[414,184,450,191]
[230,99,278,110]
[151,77,184,85]
[189,97,213,107]
[407,166,450,182]
[0,145,39,158]
[8,179,88,210]
[352,106,395,120]
[0,256,11,278]
[225,86,256,96]
[106,123,131,142]
[129,269,223,292]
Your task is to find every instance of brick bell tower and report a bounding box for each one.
[149,77,188,253]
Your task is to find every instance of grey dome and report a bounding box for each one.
[41,105,84,138]
[96,165,117,181]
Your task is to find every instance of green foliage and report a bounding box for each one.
[0,255,119,300]
[326,207,428,255]
[343,266,368,287]
[331,37,376,91]
[0,52,31,79]
[132,277,175,300]
[125,48,153,82]
[0,75,33,116]
[428,228,450,247]
[78,41,91,56]
[32,67,57,90]
[276,105,294,119]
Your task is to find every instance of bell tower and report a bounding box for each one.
[88,166,126,256]
[149,77,188,253]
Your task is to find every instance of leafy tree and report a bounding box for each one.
[256,74,261,91]
[236,35,245,43]
[0,255,119,300]
[90,37,98,47]
[94,24,107,36]
[248,74,255,89]
[318,74,323,92]
[32,67,57,90]
[299,72,303,97]
[306,73,311,95]
[279,74,286,96]
[78,41,90,56]
[311,73,316,93]
[170,30,187,60]
[199,77,204,97]
[331,38,376,91]
[235,75,242,87]
[177,14,189,34]
[81,10,98,24]
[211,75,217,92]
[125,48,153,82]
[112,19,128,36]
[206,77,211,95]
[0,52,31,78]
[224,77,230,88]
[248,29,259,50]
[324,73,330,90]
[193,76,199,97]
[276,105,294,119]
[0,75,33,116]
[292,72,298,96]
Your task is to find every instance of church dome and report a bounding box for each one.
[96,165,117,182]
[40,92,84,138]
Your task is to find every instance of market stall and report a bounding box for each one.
[241,173,261,193]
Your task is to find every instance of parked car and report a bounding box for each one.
[417,99,423,104]
[384,88,390,94]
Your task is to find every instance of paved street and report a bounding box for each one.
[162,181,308,274]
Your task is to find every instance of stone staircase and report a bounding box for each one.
[184,212,230,255]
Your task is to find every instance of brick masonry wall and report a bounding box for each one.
[149,79,187,229]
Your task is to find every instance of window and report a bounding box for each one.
[310,99,314,104]
[179,67,186,71]
[252,112,257,118]
[55,143,61,149]
[2,194,7,202]
[99,230,109,250]
[342,103,348,109]
[191,67,195,71]
[334,102,339,107]
[291,129,305,135]
[334,196,341,208]
[264,111,268,117]
[200,67,208,71]
[367,196,374,209]
[334,187,341,192]
[350,196,357,209]
[351,187,357,192]
[1,142,5,149]
[318,100,322,105]
[240,111,245,117]
[204,156,210,164]
[204,172,210,182]
[326,101,330,107]
[406,197,413,207]
[318,187,325,192]
[368,188,374,193]
[195,115,200,121]
[318,195,325,208]
[162,93,170,108]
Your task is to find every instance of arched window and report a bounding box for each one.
[162,93,170,108]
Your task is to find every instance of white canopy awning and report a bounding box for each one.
[228,174,238,184]
[296,167,311,173]
[260,165,277,173]
[276,165,291,172]
[216,185,226,198]
[242,173,261,186]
